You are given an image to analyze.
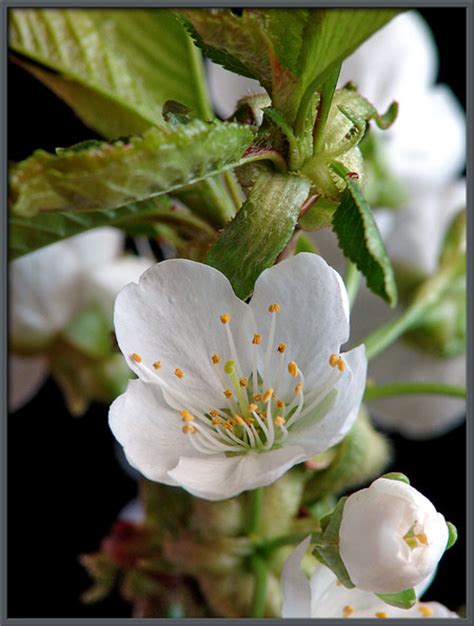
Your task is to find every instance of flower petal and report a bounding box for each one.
[306,565,458,618]
[249,253,350,397]
[85,255,152,323]
[369,341,466,439]
[288,344,366,455]
[114,259,257,407]
[385,85,465,190]
[207,60,266,119]
[9,354,49,412]
[109,378,197,486]
[11,228,123,346]
[338,11,437,111]
[385,179,466,276]
[167,444,307,501]
[281,536,312,618]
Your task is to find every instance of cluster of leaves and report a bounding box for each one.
[9,7,401,306]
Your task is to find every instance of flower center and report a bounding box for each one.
[403,522,429,549]
[130,304,345,456]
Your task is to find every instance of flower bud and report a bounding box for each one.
[339,477,449,594]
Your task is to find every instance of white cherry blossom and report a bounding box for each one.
[110,253,367,501]
[9,228,151,411]
[282,536,457,618]
[339,478,449,594]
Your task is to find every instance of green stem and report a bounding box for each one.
[364,382,466,401]
[363,256,465,361]
[258,532,313,556]
[344,261,361,310]
[364,300,425,361]
[247,487,264,536]
[250,554,268,618]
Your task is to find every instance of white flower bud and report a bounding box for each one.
[339,477,449,593]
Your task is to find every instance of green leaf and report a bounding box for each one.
[206,167,310,299]
[376,588,417,610]
[330,161,397,306]
[10,120,254,218]
[382,472,410,485]
[181,9,400,125]
[446,521,458,550]
[9,197,221,260]
[9,8,212,136]
[312,497,355,589]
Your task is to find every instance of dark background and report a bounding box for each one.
[7,8,467,618]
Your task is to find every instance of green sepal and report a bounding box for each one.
[330,160,397,306]
[206,167,310,299]
[439,209,466,267]
[295,233,318,255]
[10,120,254,218]
[312,497,355,589]
[381,472,410,485]
[376,588,417,610]
[304,409,391,503]
[61,306,112,360]
[446,521,458,550]
[338,84,398,129]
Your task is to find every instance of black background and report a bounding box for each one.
[7,8,467,618]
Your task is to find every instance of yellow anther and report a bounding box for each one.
[288,361,298,377]
[182,423,197,434]
[277,343,287,353]
[180,410,194,422]
[375,612,388,619]
[418,605,433,617]
[248,403,258,413]
[276,399,285,409]
[268,303,281,313]
[212,354,221,364]
[235,415,246,426]
[245,417,255,425]
[263,388,274,403]
[337,357,346,372]
[274,416,286,427]
[152,360,161,370]
[132,353,142,363]
[212,417,222,426]
[416,532,428,545]
[295,383,303,395]
[209,409,219,418]
[220,313,231,324]
[239,377,248,388]
[252,334,262,345]
[253,393,263,401]
[223,420,234,430]
[224,388,233,399]
[342,605,354,618]
[329,353,339,368]
[175,368,184,379]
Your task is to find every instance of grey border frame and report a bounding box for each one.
[1,0,472,624]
